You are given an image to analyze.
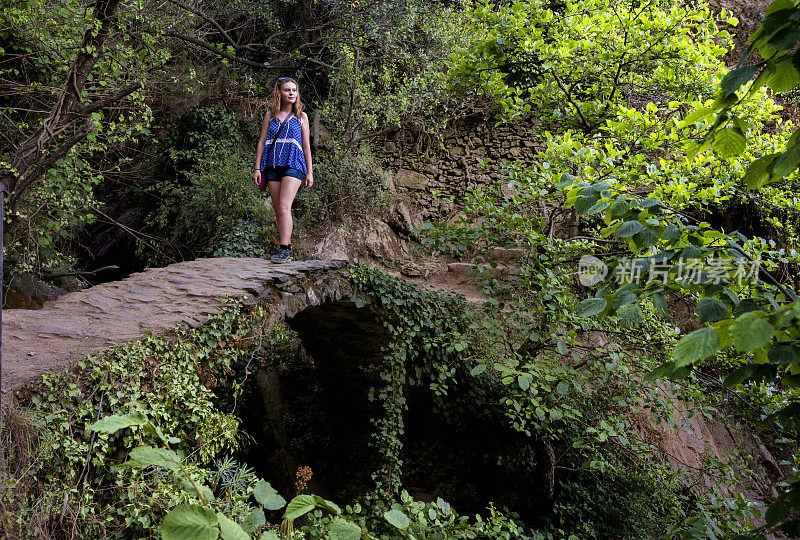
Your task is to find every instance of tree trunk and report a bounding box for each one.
[2,0,123,213]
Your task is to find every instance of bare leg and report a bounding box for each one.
[268,177,302,245]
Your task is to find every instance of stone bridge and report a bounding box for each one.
[2,258,368,391]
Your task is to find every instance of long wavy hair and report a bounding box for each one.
[268,77,304,120]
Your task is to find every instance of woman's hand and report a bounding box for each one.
[253,169,262,188]
[305,173,314,189]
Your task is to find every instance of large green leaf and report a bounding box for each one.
[328,517,362,540]
[771,145,800,178]
[616,220,644,238]
[660,224,681,241]
[697,298,727,323]
[126,445,181,470]
[312,495,341,515]
[672,327,720,366]
[731,312,775,353]
[575,195,600,215]
[712,128,746,157]
[88,412,147,434]
[284,495,316,520]
[253,480,286,511]
[259,532,280,540]
[720,65,759,97]
[160,505,219,540]
[241,507,266,534]
[766,58,800,93]
[217,513,249,540]
[651,293,667,314]
[743,153,778,190]
[384,508,411,529]
[723,364,755,388]
[769,345,799,364]
[577,298,607,317]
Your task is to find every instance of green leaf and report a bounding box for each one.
[328,517,361,540]
[259,532,280,540]
[697,298,727,323]
[672,327,721,366]
[125,445,181,470]
[660,224,681,241]
[771,145,800,178]
[284,495,316,520]
[312,495,341,515]
[723,365,755,387]
[576,298,608,318]
[743,153,778,189]
[651,293,667,314]
[712,128,746,157]
[769,345,798,364]
[160,505,219,540]
[254,480,286,511]
[470,364,486,376]
[764,497,790,526]
[617,304,644,327]
[721,65,759,96]
[177,477,214,501]
[585,199,610,214]
[241,508,266,534]
[681,106,716,126]
[556,341,568,354]
[766,58,800,93]
[575,195,599,215]
[88,412,147,434]
[616,220,644,238]
[217,513,249,540]
[384,508,411,529]
[731,312,775,353]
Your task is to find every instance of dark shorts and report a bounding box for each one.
[263,166,304,182]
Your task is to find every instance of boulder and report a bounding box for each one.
[387,200,415,235]
[313,228,350,261]
[361,219,410,261]
[394,169,429,191]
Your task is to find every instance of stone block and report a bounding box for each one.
[394,168,429,190]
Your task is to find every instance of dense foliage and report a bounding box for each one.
[4,0,800,537]
[0,269,758,538]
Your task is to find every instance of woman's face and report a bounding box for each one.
[280,81,298,105]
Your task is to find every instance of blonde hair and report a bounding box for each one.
[268,77,304,120]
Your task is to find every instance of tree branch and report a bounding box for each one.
[164,31,275,70]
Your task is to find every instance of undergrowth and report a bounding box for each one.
[0,267,759,539]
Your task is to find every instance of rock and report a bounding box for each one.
[360,219,410,261]
[387,200,415,235]
[313,228,351,261]
[395,169,429,191]
[449,146,466,158]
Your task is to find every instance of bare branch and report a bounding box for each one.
[164,31,276,70]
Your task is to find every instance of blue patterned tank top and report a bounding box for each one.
[261,113,307,173]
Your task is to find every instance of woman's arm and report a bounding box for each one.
[253,110,271,186]
[301,112,314,188]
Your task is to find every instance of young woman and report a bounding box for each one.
[253,77,314,263]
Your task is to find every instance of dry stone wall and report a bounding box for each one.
[376,114,544,220]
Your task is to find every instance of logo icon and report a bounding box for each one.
[578,255,608,286]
